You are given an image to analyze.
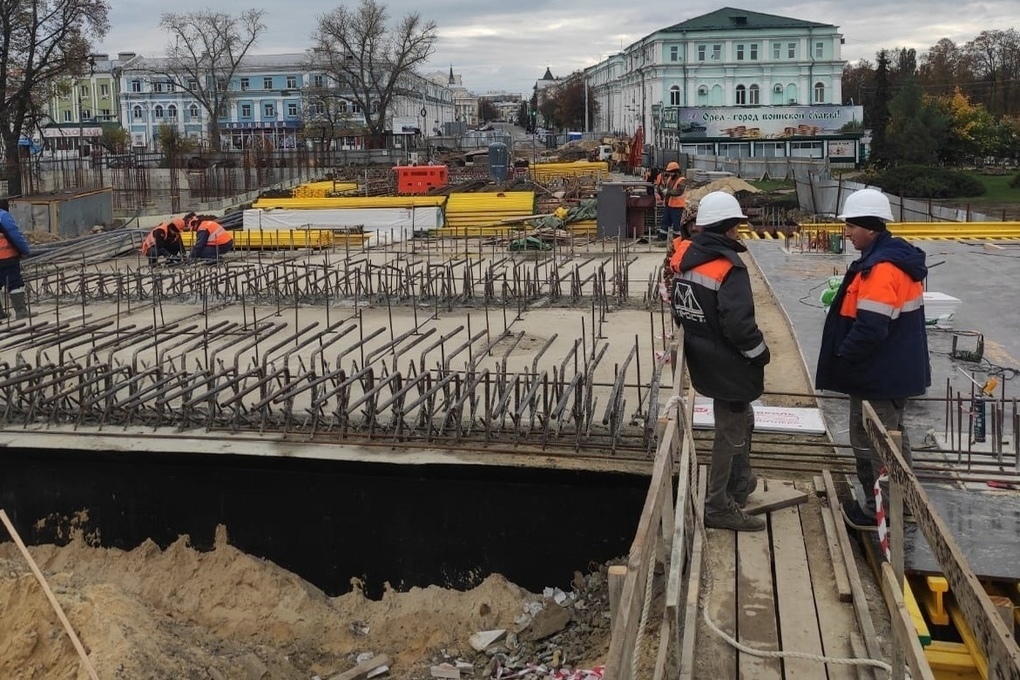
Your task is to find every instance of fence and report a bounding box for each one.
[689,155,830,182]
[794,176,1000,222]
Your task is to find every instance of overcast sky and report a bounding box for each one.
[95,1,1010,95]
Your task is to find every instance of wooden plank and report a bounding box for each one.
[665,436,693,617]
[736,483,781,680]
[678,468,707,680]
[820,501,853,602]
[797,481,857,680]
[903,578,933,646]
[880,563,938,680]
[814,475,827,497]
[771,480,828,677]
[862,401,1020,679]
[849,632,879,680]
[0,509,101,680]
[743,483,808,515]
[822,469,884,662]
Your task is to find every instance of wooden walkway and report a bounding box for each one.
[693,479,865,680]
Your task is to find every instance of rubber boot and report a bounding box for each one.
[10,290,29,319]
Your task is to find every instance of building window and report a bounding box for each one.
[698,45,706,61]
[788,42,796,59]
[312,101,324,115]
[670,45,680,62]
[750,43,758,60]
[814,82,825,103]
[287,102,298,117]
[749,84,760,105]
[241,104,252,118]
[188,79,198,91]
[168,105,178,119]
[63,110,72,122]
[153,81,165,93]
[264,103,275,117]
[79,85,89,98]
[189,104,199,119]
[351,102,361,113]
[133,105,142,119]
[736,44,745,60]
[131,80,141,93]
[240,77,249,91]
[167,81,175,92]
[263,77,273,89]
[286,75,297,89]
[735,84,746,105]
[99,83,109,97]
[154,105,164,119]
[80,109,91,120]
[791,141,823,158]
[99,109,110,120]
[815,42,824,59]
[339,101,348,113]
[711,44,721,60]
[772,42,781,60]
[669,85,681,106]
[312,74,324,88]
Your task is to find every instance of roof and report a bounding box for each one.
[662,7,835,33]
[541,67,555,81]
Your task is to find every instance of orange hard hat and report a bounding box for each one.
[666,161,680,172]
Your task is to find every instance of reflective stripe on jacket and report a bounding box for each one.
[656,174,686,209]
[669,234,766,402]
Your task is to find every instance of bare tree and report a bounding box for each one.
[159,9,267,151]
[311,0,436,147]
[0,0,109,197]
[301,85,357,157]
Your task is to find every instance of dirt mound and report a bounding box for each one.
[0,524,613,679]
[685,177,761,203]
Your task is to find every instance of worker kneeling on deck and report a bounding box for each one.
[141,213,191,265]
[669,192,768,532]
[190,218,234,263]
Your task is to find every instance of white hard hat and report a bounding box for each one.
[837,188,893,222]
[695,191,748,227]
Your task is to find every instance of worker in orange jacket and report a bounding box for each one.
[0,201,32,319]
[191,218,234,263]
[655,161,686,241]
[141,213,192,265]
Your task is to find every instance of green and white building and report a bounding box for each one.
[587,7,864,162]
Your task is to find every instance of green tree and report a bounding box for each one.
[0,0,110,197]
[312,0,437,147]
[869,51,893,167]
[478,100,498,123]
[841,59,874,108]
[99,126,130,153]
[885,78,950,165]
[934,89,996,163]
[516,101,528,128]
[159,9,267,152]
[552,71,596,131]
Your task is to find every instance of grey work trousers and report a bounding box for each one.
[706,399,756,516]
[848,396,913,518]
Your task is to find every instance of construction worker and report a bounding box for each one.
[669,191,769,532]
[655,161,687,241]
[141,214,190,265]
[815,188,930,529]
[190,218,234,263]
[0,201,33,320]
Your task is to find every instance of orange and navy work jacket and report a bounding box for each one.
[669,235,767,403]
[141,217,184,255]
[0,209,31,262]
[655,173,686,209]
[815,232,931,399]
[196,220,233,247]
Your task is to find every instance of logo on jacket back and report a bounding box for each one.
[672,280,705,323]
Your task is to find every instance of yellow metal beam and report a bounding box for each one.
[925,641,984,680]
[904,577,933,646]
[948,600,989,680]
[180,230,368,250]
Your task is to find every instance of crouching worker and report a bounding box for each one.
[669,191,769,532]
[141,215,188,265]
[191,218,234,263]
[0,201,32,319]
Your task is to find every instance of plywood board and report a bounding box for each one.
[743,483,808,516]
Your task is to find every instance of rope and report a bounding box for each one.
[659,394,682,418]
[630,550,658,679]
[697,524,901,677]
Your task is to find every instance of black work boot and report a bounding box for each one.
[10,291,29,319]
[705,506,766,532]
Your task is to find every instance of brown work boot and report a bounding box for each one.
[704,507,765,532]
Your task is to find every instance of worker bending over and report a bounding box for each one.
[141,213,191,265]
[191,218,234,263]
[0,201,32,319]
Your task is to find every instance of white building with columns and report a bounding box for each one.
[587,8,863,161]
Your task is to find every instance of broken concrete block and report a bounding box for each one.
[469,629,507,652]
[522,603,571,641]
[429,663,460,679]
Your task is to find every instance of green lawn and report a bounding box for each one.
[938,170,1020,220]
